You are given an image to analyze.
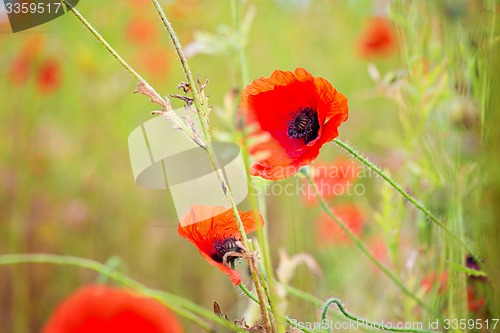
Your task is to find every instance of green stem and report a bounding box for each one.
[62,0,141,83]
[149,0,250,253]
[60,0,194,143]
[230,1,283,331]
[332,138,484,272]
[239,284,313,333]
[281,283,409,333]
[150,1,273,330]
[96,256,124,284]
[0,254,244,333]
[301,168,435,316]
[321,298,440,333]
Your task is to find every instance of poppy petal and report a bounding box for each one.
[178,205,264,285]
[42,285,184,333]
[239,68,348,180]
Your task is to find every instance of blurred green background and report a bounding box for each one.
[1,0,499,332]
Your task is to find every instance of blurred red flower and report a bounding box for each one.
[126,16,158,45]
[8,35,45,86]
[178,205,264,285]
[421,272,448,294]
[42,285,184,333]
[36,58,62,95]
[303,160,358,205]
[358,17,396,58]
[467,287,485,314]
[128,0,150,8]
[134,46,172,79]
[316,204,365,245]
[368,238,388,263]
[239,68,348,180]
[8,56,31,86]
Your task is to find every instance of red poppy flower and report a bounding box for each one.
[8,35,45,86]
[134,46,172,80]
[128,0,150,8]
[316,204,364,245]
[36,58,62,95]
[368,238,388,263]
[467,287,485,314]
[421,272,448,294]
[239,68,348,180]
[303,160,358,205]
[177,205,264,285]
[358,17,396,58]
[42,285,184,333]
[126,16,158,45]
[8,56,31,86]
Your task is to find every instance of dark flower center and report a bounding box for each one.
[211,237,243,264]
[287,107,320,144]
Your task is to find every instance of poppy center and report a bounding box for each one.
[287,107,320,144]
[211,237,243,264]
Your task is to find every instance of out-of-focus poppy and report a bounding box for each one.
[128,0,150,8]
[303,160,358,205]
[36,58,62,95]
[134,46,171,80]
[316,204,364,245]
[358,16,396,58]
[8,56,31,86]
[177,205,264,285]
[8,35,45,86]
[421,272,448,294]
[364,237,389,274]
[239,68,348,180]
[467,287,486,314]
[126,16,158,45]
[42,285,184,333]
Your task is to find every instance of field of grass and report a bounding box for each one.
[1,1,500,332]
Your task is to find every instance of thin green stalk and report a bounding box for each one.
[321,298,439,333]
[62,0,141,82]
[230,0,283,331]
[0,254,243,333]
[280,283,405,333]
[149,0,249,254]
[150,1,273,330]
[301,169,435,316]
[239,284,313,333]
[60,0,194,143]
[96,256,124,284]
[332,138,484,272]
[280,283,323,307]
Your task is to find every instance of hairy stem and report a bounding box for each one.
[321,298,440,333]
[301,168,435,316]
[332,139,484,272]
[239,284,312,333]
[60,0,194,143]
[150,1,273,330]
[230,0,283,331]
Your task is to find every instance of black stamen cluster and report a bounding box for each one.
[211,237,242,264]
[287,107,320,144]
